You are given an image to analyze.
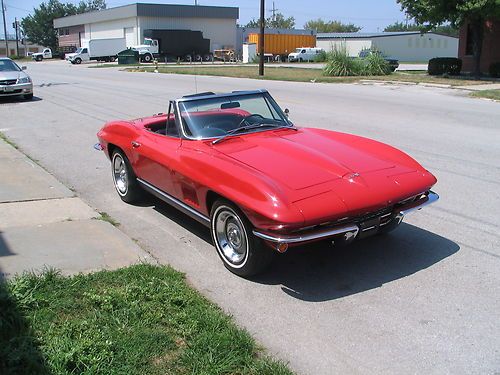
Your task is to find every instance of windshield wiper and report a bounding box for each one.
[212,123,294,145]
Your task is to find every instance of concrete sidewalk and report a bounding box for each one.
[0,138,153,279]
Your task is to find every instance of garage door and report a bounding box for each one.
[125,27,134,47]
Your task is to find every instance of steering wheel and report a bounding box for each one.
[237,114,265,128]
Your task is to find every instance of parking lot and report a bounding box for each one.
[1,60,499,374]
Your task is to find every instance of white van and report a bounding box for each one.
[288,47,324,62]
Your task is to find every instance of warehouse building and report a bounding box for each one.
[317,32,458,62]
[53,3,239,52]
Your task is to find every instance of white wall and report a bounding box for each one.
[372,34,458,61]
[139,16,236,51]
[317,39,372,57]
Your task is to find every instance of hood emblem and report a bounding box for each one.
[345,172,360,182]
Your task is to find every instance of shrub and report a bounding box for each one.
[428,57,462,76]
[314,50,328,63]
[489,62,500,78]
[323,46,362,76]
[361,52,391,75]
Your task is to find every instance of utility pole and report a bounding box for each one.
[14,18,19,56]
[259,0,265,76]
[271,2,278,22]
[1,0,8,57]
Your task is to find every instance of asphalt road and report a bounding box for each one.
[1,61,499,375]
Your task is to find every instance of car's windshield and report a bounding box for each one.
[178,92,291,139]
[295,48,301,53]
[75,48,85,53]
[0,59,21,72]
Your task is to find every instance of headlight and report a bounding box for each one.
[17,77,31,84]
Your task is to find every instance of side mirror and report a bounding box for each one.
[284,108,290,117]
[21,66,27,70]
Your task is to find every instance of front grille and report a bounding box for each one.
[0,79,17,86]
[291,191,429,235]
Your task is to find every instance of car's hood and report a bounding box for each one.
[215,128,398,191]
[213,127,436,222]
[0,71,23,81]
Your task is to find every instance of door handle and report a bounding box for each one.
[131,141,141,148]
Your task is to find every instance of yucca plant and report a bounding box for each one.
[361,51,391,76]
[323,45,362,77]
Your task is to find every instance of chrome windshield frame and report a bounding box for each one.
[173,89,294,141]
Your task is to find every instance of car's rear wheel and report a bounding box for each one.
[111,149,143,203]
[210,200,274,277]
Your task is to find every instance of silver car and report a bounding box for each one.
[0,58,33,100]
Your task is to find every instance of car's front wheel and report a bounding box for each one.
[74,58,82,64]
[211,200,274,277]
[111,149,143,203]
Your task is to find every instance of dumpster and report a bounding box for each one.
[117,49,139,64]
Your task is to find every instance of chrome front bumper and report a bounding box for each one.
[0,83,33,97]
[253,191,439,245]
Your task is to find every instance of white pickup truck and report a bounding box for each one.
[32,48,53,61]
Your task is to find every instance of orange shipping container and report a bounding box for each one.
[248,33,316,56]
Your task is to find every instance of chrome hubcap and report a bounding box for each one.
[113,155,128,195]
[214,208,247,265]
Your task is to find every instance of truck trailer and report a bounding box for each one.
[136,29,211,62]
[247,33,316,61]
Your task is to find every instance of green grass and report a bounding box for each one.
[96,211,120,227]
[0,265,293,375]
[125,65,490,87]
[470,89,500,101]
[0,132,19,150]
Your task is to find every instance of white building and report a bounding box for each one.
[317,32,459,62]
[53,3,239,51]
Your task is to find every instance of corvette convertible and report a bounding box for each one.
[95,89,438,276]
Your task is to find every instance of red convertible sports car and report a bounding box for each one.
[95,89,438,276]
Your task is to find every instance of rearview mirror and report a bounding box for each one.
[221,102,240,109]
[284,108,290,117]
[21,66,27,70]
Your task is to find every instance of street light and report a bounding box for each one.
[259,0,265,76]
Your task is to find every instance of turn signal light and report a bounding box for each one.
[276,243,289,253]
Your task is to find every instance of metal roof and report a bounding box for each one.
[54,3,239,28]
[317,31,457,39]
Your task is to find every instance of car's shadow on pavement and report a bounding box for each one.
[252,223,459,302]
[0,96,42,104]
[138,197,458,302]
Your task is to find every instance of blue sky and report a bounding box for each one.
[3,0,408,35]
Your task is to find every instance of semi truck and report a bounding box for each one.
[66,38,126,64]
[134,29,211,62]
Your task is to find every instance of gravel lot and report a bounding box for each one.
[1,60,499,375]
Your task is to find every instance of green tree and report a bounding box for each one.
[304,19,361,33]
[396,0,500,76]
[245,12,295,29]
[21,0,106,50]
[384,21,458,36]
